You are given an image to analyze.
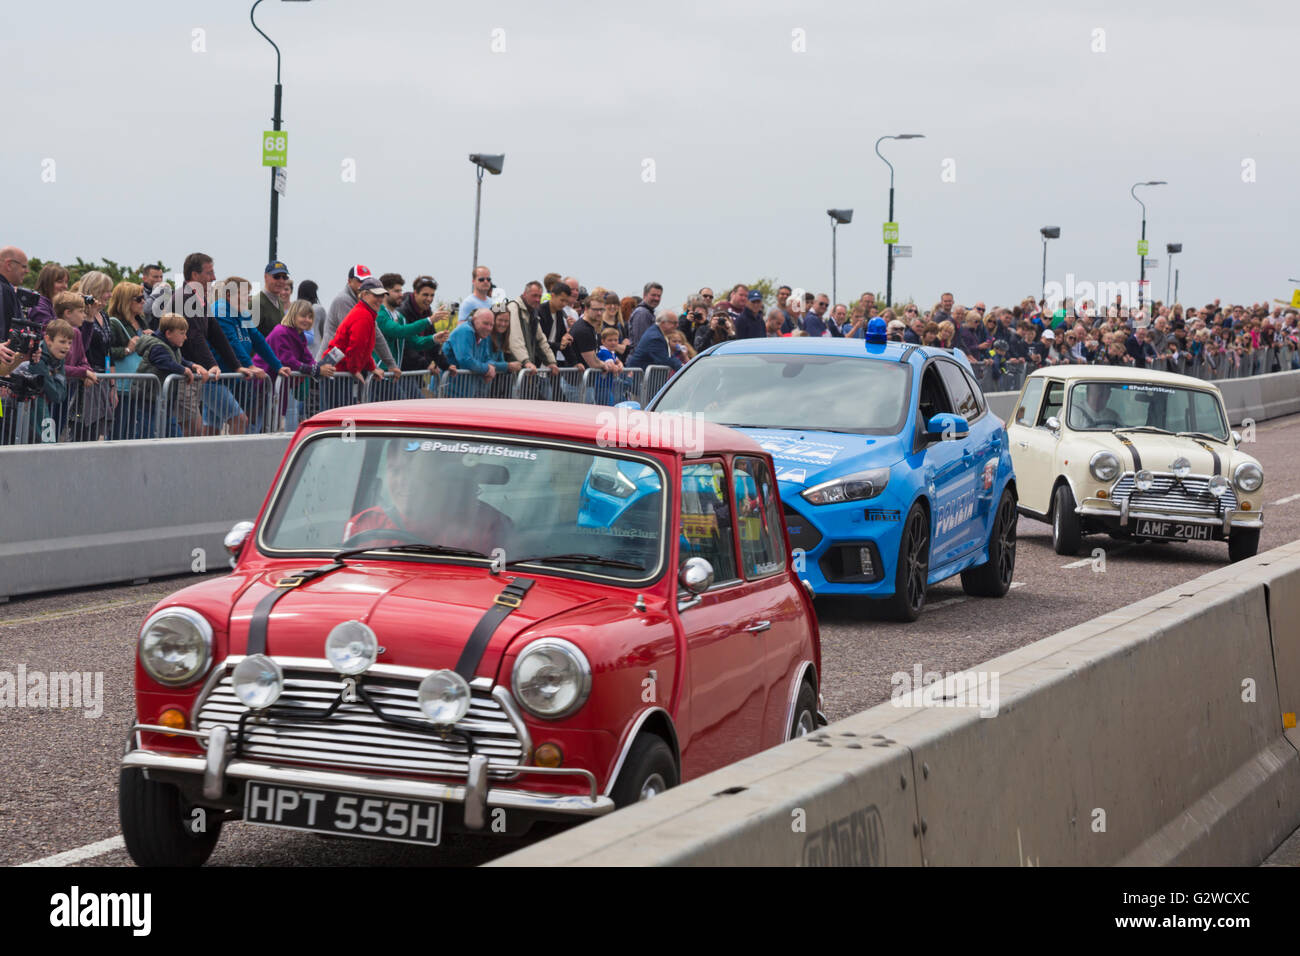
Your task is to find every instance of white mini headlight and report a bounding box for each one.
[1208,474,1230,497]
[1134,469,1154,492]
[416,670,472,725]
[1171,457,1192,479]
[231,654,284,710]
[1089,451,1121,482]
[1233,461,1263,493]
[512,638,592,719]
[324,620,379,675]
[138,608,212,686]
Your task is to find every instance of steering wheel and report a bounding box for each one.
[340,527,426,549]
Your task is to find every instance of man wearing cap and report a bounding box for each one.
[320,264,372,359]
[734,290,766,339]
[322,277,397,409]
[627,282,663,346]
[258,261,290,337]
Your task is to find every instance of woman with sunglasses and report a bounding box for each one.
[107,281,148,438]
[67,271,116,441]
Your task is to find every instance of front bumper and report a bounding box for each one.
[123,723,615,827]
[1077,498,1263,537]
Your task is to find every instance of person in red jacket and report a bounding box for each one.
[322,276,397,408]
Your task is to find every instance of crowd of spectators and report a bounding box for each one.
[2,240,1298,444]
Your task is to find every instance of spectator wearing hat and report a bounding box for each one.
[319,264,372,359]
[627,282,663,346]
[734,290,766,339]
[257,261,290,336]
[324,276,396,381]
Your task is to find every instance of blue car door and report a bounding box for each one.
[936,360,995,560]
[915,361,978,568]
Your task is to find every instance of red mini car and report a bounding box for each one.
[119,400,822,864]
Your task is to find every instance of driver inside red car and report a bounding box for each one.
[344,439,514,556]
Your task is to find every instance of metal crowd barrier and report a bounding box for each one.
[580,367,643,406]
[640,365,676,405]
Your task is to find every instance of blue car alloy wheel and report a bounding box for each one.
[646,337,1018,621]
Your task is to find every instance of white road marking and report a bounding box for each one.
[20,835,124,867]
[1270,493,1300,506]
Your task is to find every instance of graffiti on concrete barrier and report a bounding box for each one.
[801,804,885,866]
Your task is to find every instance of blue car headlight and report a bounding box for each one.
[801,468,890,506]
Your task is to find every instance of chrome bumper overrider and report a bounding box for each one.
[1076,498,1263,532]
[123,723,615,826]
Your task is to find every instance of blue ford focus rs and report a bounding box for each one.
[644,330,1018,620]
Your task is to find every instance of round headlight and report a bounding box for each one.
[1089,451,1121,482]
[138,608,212,686]
[1233,461,1263,493]
[1171,457,1192,479]
[512,639,592,720]
[1208,474,1230,497]
[231,654,284,710]
[1134,469,1154,492]
[416,670,472,725]
[324,620,378,676]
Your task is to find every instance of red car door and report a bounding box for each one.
[732,454,810,746]
[676,458,769,779]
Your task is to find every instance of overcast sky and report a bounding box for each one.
[4,0,1296,311]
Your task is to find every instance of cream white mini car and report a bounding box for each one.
[1007,366,1263,562]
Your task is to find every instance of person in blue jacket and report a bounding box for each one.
[627,312,685,371]
[212,277,286,432]
[443,307,510,397]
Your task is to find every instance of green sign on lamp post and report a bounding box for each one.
[883,222,899,244]
[262,130,287,167]
[1136,239,1148,256]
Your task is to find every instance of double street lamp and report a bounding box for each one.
[1130,180,1166,315]
[874,134,924,309]
[469,153,505,274]
[250,0,313,264]
[827,209,853,306]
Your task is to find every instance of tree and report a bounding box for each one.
[21,256,170,288]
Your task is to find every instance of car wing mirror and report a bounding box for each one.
[925,413,970,441]
[616,400,642,410]
[224,520,255,562]
[1044,416,1062,435]
[679,557,714,595]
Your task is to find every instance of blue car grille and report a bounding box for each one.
[783,503,823,552]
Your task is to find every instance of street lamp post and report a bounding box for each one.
[1166,242,1182,305]
[1130,180,1166,316]
[874,134,923,309]
[469,153,504,274]
[827,209,853,307]
[1040,226,1060,307]
[250,0,312,264]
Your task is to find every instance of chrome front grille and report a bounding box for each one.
[194,662,528,779]
[1110,472,1237,516]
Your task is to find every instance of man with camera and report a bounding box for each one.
[694,303,736,352]
[1,245,30,344]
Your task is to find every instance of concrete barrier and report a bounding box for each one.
[491,543,1300,865]
[982,367,1300,427]
[0,435,289,602]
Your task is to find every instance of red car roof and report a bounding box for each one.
[302,399,766,456]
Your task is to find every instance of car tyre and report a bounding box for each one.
[1051,483,1083,556]
[1228,528,1260,563]
[610,735,679,809]
[789,682,817,740]
[961,489,1017,597]
[119,767,222,867]
[881,503,930,622]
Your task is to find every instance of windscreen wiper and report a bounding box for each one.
[1113,425,1174,435]
[506,553,646,571]
[332,543,490,561]
[1177,431,1225,443]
